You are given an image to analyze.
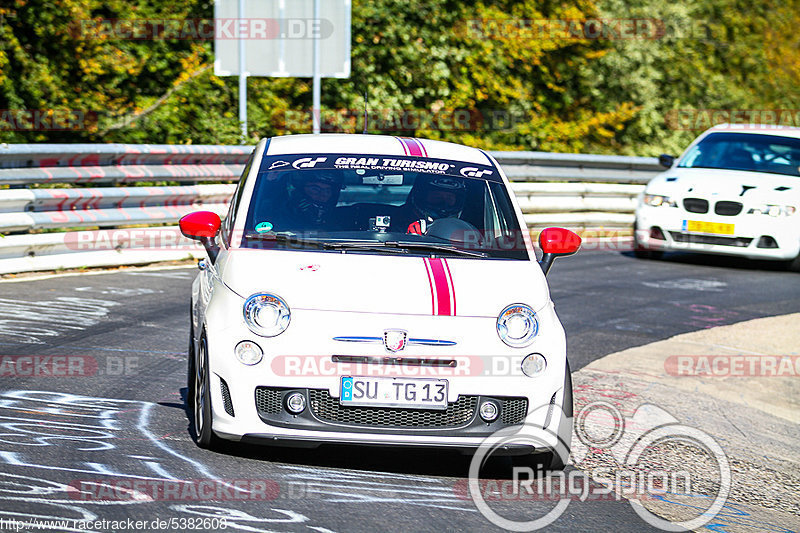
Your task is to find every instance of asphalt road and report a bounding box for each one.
[0,249,797,532]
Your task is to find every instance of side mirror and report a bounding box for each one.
[658,154,675,168]
[538,227,581,275]
[180,211,221,262]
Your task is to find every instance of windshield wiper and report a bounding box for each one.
[243,231,329,249]
[384,241,487,258]
[321,241,410,254]
[243,233,487,257]
[244,233,408,254]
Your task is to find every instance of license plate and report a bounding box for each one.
[340,377,448,410]
[683,220,735,235]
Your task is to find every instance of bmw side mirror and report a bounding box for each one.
[180,211,221,263]
[658,154,675,168]
[538,227,581,275]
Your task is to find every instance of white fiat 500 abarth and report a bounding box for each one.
[635,125,800,269]
[180,134,581,469]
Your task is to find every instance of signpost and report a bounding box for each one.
[214,0,352,138]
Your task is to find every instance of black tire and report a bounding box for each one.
[190,333,219,449]
[634,249,664,260]
[784,253,800,272]
[513,360,573,472]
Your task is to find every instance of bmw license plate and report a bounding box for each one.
[340,377,448,410]
[683,220,735,235]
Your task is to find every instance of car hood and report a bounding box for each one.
[219,248,550,318]
[648,168,800,202]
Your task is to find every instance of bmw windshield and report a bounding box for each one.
[679,132,800,176]
[240,153,529,260]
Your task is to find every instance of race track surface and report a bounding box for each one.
[0,249,797,532]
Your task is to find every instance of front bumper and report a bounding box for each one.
[635,203,800,260]
[203,304,568,451]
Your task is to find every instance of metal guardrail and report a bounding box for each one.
[0,144,662,275]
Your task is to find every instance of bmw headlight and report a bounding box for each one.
[497,304,538,347]
[643,194,677,207]
[747,204,796,217]
[243,293,291,337]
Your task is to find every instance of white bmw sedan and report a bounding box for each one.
[635,125,800,270]
[180,134,581,469]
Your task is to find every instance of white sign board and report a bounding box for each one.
[214,0,351,78]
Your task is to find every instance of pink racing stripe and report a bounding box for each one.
[397,137,427,158]
[443,258,456,316]
[424,258,455,316]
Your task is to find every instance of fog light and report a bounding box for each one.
[521,353,547,377]
[479,401,499,422]
[234,341,263,365]
[285,392,306,414]
[649,227,665,240]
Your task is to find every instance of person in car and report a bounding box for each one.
[399,176,467,234]
[275,171,344,230]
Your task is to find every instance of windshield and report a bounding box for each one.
[240,153,529,260]
[679,132,800,176]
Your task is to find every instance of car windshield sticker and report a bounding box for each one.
[257,153,500,182]
[255,221,273,233]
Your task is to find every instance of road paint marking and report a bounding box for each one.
[0,297,118,344]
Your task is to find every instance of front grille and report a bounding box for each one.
[669,232,752,247]
[255,387,283,414]
[220,378,234,417]
[308,389,477,428]
[501,397,529,425]
[683,198,709,213]
[714,201,743,216]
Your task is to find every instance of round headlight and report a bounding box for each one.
[234,340,263,365]
[521,353,547,377]
[497,304,538,347]
[243,293,291,337]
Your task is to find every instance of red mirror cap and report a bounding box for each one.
[180,211,221,240]
[539,227,582,255]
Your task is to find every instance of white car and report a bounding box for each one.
[634,124,800,270]
[180,134,581,469]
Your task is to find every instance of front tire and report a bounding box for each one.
[513,360,573,472]
[190,333,219,449]
[784,253,800,272]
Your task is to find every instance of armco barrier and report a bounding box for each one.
[0,143,662,275]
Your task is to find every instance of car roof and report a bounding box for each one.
[264,133,495,165]
[703,124,800,140]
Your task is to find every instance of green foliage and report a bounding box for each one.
[0,0,796,154]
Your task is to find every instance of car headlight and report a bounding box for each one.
[497,304,538,347]
[243,293,291,337]
[643,194,677,207]
[747,204,795,217]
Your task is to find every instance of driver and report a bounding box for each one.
[401,176,467,234]
[280,170,344,229]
